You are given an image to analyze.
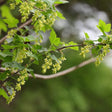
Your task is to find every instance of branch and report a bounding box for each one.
[0,0,66,44]
[0,57,96,80]
[56,44,83,51]
[29,57,96,79]
[55,43,112,52]
[34,52,112,79]
[0,19,32,44]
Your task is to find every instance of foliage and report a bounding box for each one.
[0,0,77,104]
[0,0,112,104]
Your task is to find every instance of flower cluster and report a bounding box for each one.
[80,45,92,58]
[42,55,53,73]
[52,56,66,73]
[33,11,58,32]
[42,55,66,73]
[34,15,53,30]
[34,35,43,45]
[15,69,28,91]
[0,0,68,104]
[6,68,28,104]
[10,3,16,10]
[46,12,58,26]
[4,29,17,44]
[95,44,110,65]
[36,0,48,11]
[7,29,17,39]
[7,87,16,104]
[10,0,20,9]
[31,0,58,32]
[14,47,27,63]
[32,10,41,21]
[19,1,35,22]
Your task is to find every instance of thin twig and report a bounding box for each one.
[56,43,112,51]
[0,0,66,45]
[0,19,32,44]
[56,44,83,51]
[29,57,96,79]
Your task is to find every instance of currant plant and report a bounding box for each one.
[0,0,76,104]
[0,0,112,104]
[80,20,112,66]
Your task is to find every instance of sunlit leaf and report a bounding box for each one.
[0,88,9,100]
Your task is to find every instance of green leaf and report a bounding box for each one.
[21,35,36,42]
[84,32,89,39]
[85,40,94,45]
[0,88,9,100]
[42,0,54,7]
[0,71,9,81]
[2,62,24,70]
[97,19,111,35]
[57,11,65,19]
[1,44,17,49]
[49,29,62,46]
[1,5,19,28]
[98,38,103,42]
[97,20,106,35]
[50,55,60,63]
[0,19,7,32]
[98,35,107,42]
[26,51,38,61]
[54,0,69,4]
[99,35,107,39]
[15,0,22,4]
[98,19,106,28]
[92,46,102,55]
[104,24,111,32]
[6,86,14,96]
[65,41,79,51]
[49,29,56,43]
[6,38,13,44]
[110,45,112,49]
[42,0,68,6]
[0,51,12,57]
[27,69,35,78]
[4,19,18,28]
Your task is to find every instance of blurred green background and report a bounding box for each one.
[1,0,112,112]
